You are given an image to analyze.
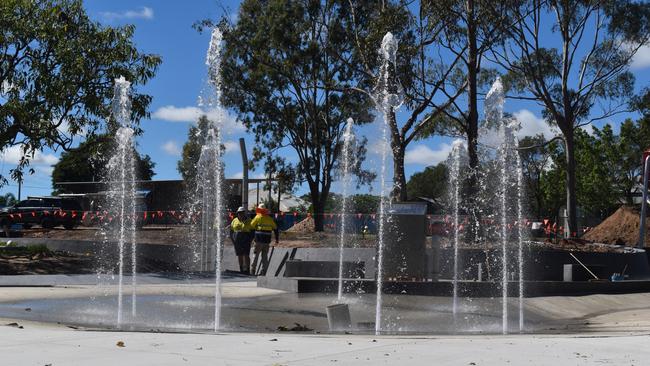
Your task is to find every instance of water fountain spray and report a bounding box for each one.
[337,118,355,300]
[107,76,138,327]
[516,152,525,332]
[449,140,466,322]
[485,77,527,334]
[372,32,404,335]
[201,27,227,332]
[486,78,510,334]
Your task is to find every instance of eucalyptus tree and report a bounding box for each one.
[211,0,375,231]
[493,0,650,235]
[52,134,156,194]
[519,135,555,218]
[338,0,467,201]
[0,0,161,184]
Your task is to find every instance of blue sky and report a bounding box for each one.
[3,1,650,200]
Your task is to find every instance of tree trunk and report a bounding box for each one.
[392,146,408,202]
[564,132,578,237]
[465,0,480,243]
[386,110,407,202]
[312,196,325,232]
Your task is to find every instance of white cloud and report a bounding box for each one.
[631,44,650,70]
[152,106,202,122]
[580,122,596,136]
[1,146,59,166]
[513,109,558,140]
[230,171,267,180]
[151,105,245,135]
[100,7,154,21]
[223,140,239,154]
[405,143,454,166]
[1,146,59,179]
[161,140,181,156]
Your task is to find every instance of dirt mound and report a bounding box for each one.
[286,216,315,233]
[583,206,650,247]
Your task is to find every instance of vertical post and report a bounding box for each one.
[239,138,249,211]
[17,179,21,201]
[277,182,281,213]
[267,175,272,207]
[256,182,260,207]
[639,155,650,249]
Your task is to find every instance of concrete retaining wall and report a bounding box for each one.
[6,238,649,280]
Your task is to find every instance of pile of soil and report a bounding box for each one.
[286,217,315,233]
[583,206,650,247]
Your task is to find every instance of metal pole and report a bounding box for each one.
[639,155,650,248]
[17,179,21,200]
[277,182,281,213]
[239,138,249,210]
[256,182,260,207]
[267,171,272,207]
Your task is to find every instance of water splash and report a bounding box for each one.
[107,76,138,327]
[449,140,466,323]
[485,77,527,334]
[516,151,525,332]
[373,32,403,335]
[200,27,227,332]
[486,77,510,334]
[337,118,355,300]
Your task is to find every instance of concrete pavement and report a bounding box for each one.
[0,322,648,365]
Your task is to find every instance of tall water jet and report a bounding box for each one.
[485,77,526,334]
[449,140,466,322]
[337,118,355,300]
[200,27,227,332]
[485,77,509,334]
[195,127,224,331]
[516,151,525,331]
[107,76,138,327]
[372,32,404,335]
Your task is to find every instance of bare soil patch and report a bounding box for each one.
[583,206,649,247]
[0,246,94,275]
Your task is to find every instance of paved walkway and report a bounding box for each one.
[1,322,648,365]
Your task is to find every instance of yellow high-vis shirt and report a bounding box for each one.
[231,217,253,232]
[250,214,277,232]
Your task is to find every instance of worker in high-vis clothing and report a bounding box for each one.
[250,203,278,275]
[230,207,254,274]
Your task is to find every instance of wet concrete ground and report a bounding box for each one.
[3,274,650,335]
[2,274,650,364]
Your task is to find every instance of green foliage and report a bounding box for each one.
[25,244,51,256]
[339,0,484,200]
[519,135,554,218]
[495,0,650,231]
[0,0,161,185]
[350,194,381,214]
[0,243,51,256]
[0,193,16,207]
[527,117,650,220]
[214,0,376,230]
[299,192,380,214]
[177,115,212,188]
[406,164,448,209]
[52,134,156,193]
